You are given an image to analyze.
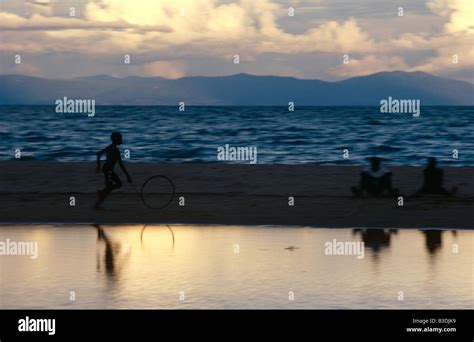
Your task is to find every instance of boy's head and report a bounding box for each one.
[111,132,122,145]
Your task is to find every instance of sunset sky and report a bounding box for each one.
[0,0,472,81]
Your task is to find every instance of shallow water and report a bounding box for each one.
[0,225,472,309]
[1,106,473,165]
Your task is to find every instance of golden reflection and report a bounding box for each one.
[140,224,175,246]
[0,225,471,309]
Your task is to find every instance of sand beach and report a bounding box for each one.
[0,161,472,227]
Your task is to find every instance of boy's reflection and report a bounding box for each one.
[93,224,124,280]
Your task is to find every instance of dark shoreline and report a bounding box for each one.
[1,161,473,228]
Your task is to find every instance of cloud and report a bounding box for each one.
[26,0,53,16]
[329,55,408,78]
[407,44,474,77]
[0,0,374,55]
[0,10,171,32]
[427,0,474,33]
[380,0,474,78]
[0,0,471,81]
[135,60,187,79]
[2,60,41,75]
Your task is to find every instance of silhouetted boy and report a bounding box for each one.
[352,157,398,197]
[416,157,452,195]
[94,132,132,209]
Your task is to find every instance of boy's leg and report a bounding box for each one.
[109,172,122,190]
[95,170,119,208]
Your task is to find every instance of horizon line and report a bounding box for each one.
[2,70,471,84]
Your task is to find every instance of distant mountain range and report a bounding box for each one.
[0,71,473,105]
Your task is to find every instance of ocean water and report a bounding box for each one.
[0,105,472,165]
[0,225,471,309]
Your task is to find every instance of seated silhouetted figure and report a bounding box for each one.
[352,157,398,197]
[416,157,451,195]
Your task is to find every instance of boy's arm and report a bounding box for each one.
[118,154,132,182]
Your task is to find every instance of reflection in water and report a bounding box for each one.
[0,225,471,309]
[421,230,443,255]
[95,224,116,277]
[352,229,398,260]
[353,228,454,260]
[94,224,176,282]
[140,224,175,246]
[93,224,127,285]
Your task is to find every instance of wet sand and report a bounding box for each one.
[1,161,473,227]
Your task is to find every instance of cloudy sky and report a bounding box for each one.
[0,0,472,81]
